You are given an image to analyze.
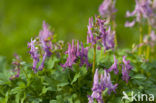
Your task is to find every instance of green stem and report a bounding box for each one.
[112,20,117,48]
[22,67,29,86]
[138,25,143,55]
[92,44,96,74]
[23,68,28,79]
[146,22,151,60]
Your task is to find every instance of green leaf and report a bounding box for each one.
[15,93,20,103]
[40,86,53,95]
[21,93,26,103]
[132,74,146,80]
[57,82,69,87]
[4,91,9,103]
[47,57,59,69]
[0,97,5,103]
[71,73,80,84]
[50,100,57,103]
[102,88,108,96]
[74,100,81,103]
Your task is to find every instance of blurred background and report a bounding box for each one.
[0,0,138,62]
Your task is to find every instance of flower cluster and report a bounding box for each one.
[10,54,21,80]
[87,16,115,51]
[38,21,53,70]
[61,40,91,70]
[88,69,118,103]
[122,56,133,83]
[28,21,53,72]
[28,39,39,73]
[125,0,155,27]
[99,0,117,23]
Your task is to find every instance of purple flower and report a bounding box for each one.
[88,69,117,103]
[62,41,91,70]
[76,40,80,56]
[125,0,154,27]
[92,69,100,91]
[86,16,115,51]
[88,69,103,103]
[39,21,53,57]
[107,56,118,74]
[87,17,95,45]
[122,56,133,83]
[87,34,91,44]
[71,40,77,61]
[28,21,54,72]
[101,26,115,50]
[106,27,115,49]
[10,54,21,80]
[122,64,130,83]
[28,38,39,73]
[39,21,53,41]
[61,40,79,69]
[100,70,118,95]
[80,42,91,68]
[125,21,136,27]
[61,43,73,69]
[123,56,132,70]
[99,0,117,23]
[38,21,53,70]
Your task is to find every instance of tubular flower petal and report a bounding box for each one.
[122,56,133,83]
[107,56,118,74]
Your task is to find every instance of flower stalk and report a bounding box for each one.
[112,20,117,48]
[139,25,143,55]
[92,44,96,74]
[146,21,151,60]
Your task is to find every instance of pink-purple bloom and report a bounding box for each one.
[87,17,95,45]
[10,54,21,80]
[123,56,133,70]
[100,70,118,95]
[87,16,115,51]
[61,40,91,70]
[28,21,53,72]
[38,21,53,70]
[99,0,117,23]
[80,42,91,68]
[107,56,118,74]
[39,21,53,56]
[28,39,39,73]
[122,56,133,83]
[88,69,118,103]
[102,26,115,50]
[125,0,155,27]
[61,43,74,69]
[88,69,103,103]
